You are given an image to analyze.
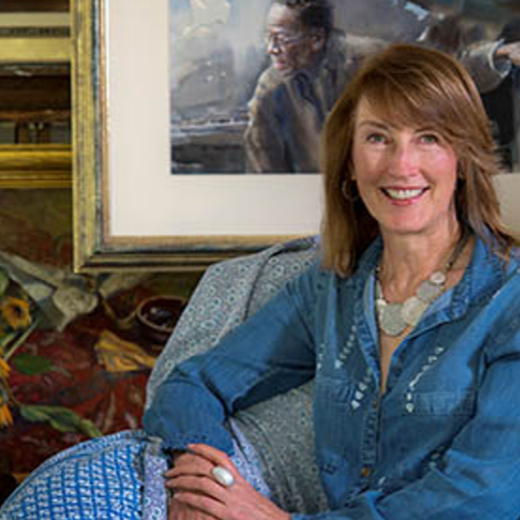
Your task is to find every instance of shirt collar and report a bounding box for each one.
[353,233,519,320]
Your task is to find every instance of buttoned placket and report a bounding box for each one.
[349,261,470,491]
[352,274,381,487]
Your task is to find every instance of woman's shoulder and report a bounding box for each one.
[470,232,519,273]
[282,258,341,302]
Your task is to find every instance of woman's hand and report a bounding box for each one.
[164,443,290,520]
[168,499,214,520]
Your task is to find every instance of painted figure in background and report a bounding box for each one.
[244,0,520,174]
[481,20,520,170]
[244,0,384,174]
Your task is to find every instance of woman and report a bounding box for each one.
[2,43,520,520]
[145,43,520,519]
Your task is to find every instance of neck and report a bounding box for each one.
[378,224,465,302]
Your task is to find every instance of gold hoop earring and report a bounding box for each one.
[341,180,359,202]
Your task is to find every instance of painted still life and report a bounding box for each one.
[0,190,200,500]
[168,0,520,175]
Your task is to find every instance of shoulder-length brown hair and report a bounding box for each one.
[320,43,519,277]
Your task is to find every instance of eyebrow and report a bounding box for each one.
[356,119,438,134]
[356,120,391,130]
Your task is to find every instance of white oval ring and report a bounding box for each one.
[211,466,235,487]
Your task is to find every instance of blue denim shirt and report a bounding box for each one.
[144,235,520,519]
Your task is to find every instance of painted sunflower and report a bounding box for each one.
[1,296,32,330]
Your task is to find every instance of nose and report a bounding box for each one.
[267,38,281,55]
[388,141,420,177]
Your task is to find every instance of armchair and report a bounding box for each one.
[146,236,327,513]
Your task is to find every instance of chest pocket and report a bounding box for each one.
[403,390,477,416]
[314,377,360,470]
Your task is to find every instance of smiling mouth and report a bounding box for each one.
[382,188,428,201]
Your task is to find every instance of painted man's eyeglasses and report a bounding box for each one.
[265,31,306,49]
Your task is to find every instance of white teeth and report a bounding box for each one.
[385,189,424,200]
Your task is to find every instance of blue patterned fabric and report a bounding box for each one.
[0,425,270,520]
[0,431,145,520]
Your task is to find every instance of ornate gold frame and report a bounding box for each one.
[71,0,103,272]
[0,17,72,189]
[0,38,69,64]
[0,145,71,188]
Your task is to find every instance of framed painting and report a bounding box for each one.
[72,0,322,272]
[0,9,72,188]
[73,0,520,272]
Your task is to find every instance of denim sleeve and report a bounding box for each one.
[293,276,520,520]
[142,265,320,455]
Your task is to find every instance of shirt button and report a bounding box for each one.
[372,400,378,409]
[361,466,371,478]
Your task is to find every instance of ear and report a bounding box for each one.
[310,30,326,52]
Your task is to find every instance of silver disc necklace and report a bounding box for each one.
[375,231,469,337]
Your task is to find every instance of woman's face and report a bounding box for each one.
[351,98,459,239]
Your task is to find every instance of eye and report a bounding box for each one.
[419,133,440,145]
[265,31,302,47]
[366,133,388,144]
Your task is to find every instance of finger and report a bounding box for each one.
[188,444,245,492]
[170,499,217,520]
[165,473,216,491]
[168,474,228,502]
[175,491,227,520]
[187,443,233,467]
[165,451,214,478]
[187,444,242,487]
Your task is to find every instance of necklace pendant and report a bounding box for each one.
[430,271,446,285]
[375,297,387,311]
[374,229,469,337]
[416,280,443,301]
[378,302,407,336]
[402,296,429,327]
